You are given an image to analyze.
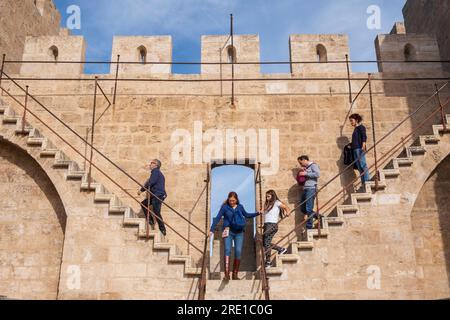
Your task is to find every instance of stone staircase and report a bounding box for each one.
[2,95,449,298]
[265,113,450,277]
[0,103,201,278]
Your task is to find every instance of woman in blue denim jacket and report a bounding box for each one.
[210,192,262,280]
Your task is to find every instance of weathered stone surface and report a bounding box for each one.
[0,0,449,301]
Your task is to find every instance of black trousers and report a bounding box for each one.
[263,223,285,262]
[141,196,166,233]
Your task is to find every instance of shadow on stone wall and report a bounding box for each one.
[433,155,450,294]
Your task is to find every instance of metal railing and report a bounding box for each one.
[0,70,208,257]
[255,163,270,300]
[198,164,211,300]
[263,81,450,259]
[2,52,450,107]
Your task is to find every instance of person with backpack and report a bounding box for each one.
[210,192,262,281]
[297,155,320,230]
[262,190,291,268]
[349,113,371,185]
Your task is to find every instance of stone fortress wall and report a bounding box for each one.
[0,0,449,299]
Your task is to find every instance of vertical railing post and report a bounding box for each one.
[345,54,353,104]
[113,55,120,107]
[315,184,321,237]
[230,14,235,106]
[0,54,6,96]
[21,85,29,133]
[146,192,151,240]
[87,77,98,191]
[83,128,89,171]
[220,49,223,97]
[198,164,210,300]
[435,83,447,132]
[368,73,379,190]
[256,163,270,300]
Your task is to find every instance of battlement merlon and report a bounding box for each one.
[201,34,261,75]
[375,23,443,74]
[16,31,445,77]
[20,36,86,77]
[110,36,173,75]
[289,34,350,74]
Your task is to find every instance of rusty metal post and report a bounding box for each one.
[113,55,120,105]
[87,77,98,191]
[198,164,210,300]
[146,192,151,240]
[220,49,223,97]
[256,163,270,300]
[21,85,29,133]
[368,74,379,190]
[435,83,447,132]
[0,54,5,96]
[345,54,353,104]
[230,14,235,106]
[83,128,89,171]
[315,184,321,237]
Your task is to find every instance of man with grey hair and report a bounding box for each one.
[138,159,167,236]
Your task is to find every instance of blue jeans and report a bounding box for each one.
[353,148,370,185]
[224,230,244,259]
[301,188,316,229]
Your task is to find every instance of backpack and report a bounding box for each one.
[343,143,354,165]
[296,171,306,186]
[230,206,246,232]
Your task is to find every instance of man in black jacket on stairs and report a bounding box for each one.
[138,159,167,236]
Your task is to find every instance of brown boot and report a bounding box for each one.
[232,259,241,280]
[223,256,230,281]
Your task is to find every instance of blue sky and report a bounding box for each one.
[210,165,256,218]
[53,0,406,74]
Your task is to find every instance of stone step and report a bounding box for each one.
[338,204,359,213]
[351,192,373,203]
[420,134,440,144]
[408,146,426,154]
[205,279,262,300]
[394,157,414,166]
[381,168,400,177]
[295,241,314,250]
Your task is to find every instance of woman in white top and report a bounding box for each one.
[262,190,291,268]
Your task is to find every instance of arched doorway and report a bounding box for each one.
[411,154,450,299]
[210,161,257,275]
[0,140,67,299]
